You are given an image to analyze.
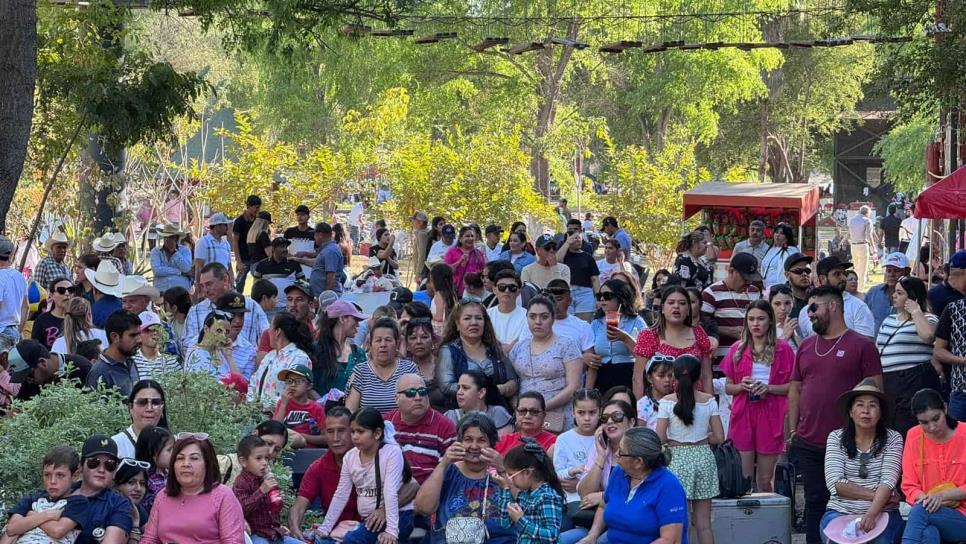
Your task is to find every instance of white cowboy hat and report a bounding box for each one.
[108,232,127,245]
[155,223,186,239]
[84,261,123,297]
[43,231,70,251]
[91,236,119,254]
[120,275,160,299]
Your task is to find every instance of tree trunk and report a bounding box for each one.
[757,16,784,184]
[530,20,579,196]
[0,0,37,234]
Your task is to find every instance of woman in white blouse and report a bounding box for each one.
[760,224,800,289]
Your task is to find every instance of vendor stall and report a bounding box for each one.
[683,181,821,257]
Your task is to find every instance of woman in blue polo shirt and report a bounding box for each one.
[576,427,688,544]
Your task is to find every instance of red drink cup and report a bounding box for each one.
[606,310,620,329]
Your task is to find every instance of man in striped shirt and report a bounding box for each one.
[700,252,762,357]
[386,373,456,484]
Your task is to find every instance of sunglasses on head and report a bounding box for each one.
[176,432,210,441]
[398,387,430,398]
[600,412,628,424]
[54,285,77,295]
[86,457,118,472]
[132,398,164,408]
[596,291,615,301]
[496,284,520,293]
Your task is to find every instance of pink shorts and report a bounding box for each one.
[728,399,785,455]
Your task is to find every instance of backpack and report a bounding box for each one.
[713,439,751,498]
[773,461,797,513]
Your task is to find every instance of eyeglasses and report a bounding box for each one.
[807,301,831,314]
[596,292,615,301]
[85,457,118,472]
[516,408,544,416]
[132,398,164,408]
[507,468,531,480]
[398,387,430,398]
[496,284,520,293]
[119,458,151,470]
[285,378,309,386]
[858,452,871,479]
[599,412,627,424]
[176,432,210,441]
[54,285,77,295]
[789,268,811,276]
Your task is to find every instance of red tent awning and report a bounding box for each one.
[683,181,821,222]
[915,165,966,219]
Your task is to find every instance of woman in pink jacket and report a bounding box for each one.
[443,226,486,296]
[721,300,795,493]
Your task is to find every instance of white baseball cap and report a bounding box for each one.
[138,311,162,331]
[883,252,910,269]
[208,212,232,226]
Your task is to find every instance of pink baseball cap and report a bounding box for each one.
[325,300,368,321]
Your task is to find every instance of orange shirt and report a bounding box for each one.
[901,424,966,517]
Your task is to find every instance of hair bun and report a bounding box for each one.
[521,437,544,458]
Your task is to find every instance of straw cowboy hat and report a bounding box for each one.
[108,232,127,245]
[835,378,893,420]
[155,223,186,239]
[91,236,119,254]
[84,261,123,297]
[43,231,70,252]
[119,275,160,300]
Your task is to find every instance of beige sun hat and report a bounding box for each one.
[84,261,123,297]
[119,275,160,300]
[43,231,70,251]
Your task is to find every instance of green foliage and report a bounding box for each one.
[599,138,712,257]
[875,113,935,196]
[0,382,127,510]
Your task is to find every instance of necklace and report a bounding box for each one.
[814,332,847,357]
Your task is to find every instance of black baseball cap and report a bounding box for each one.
[485,224,503,235]
[783,252,814,272]
[389,287,414,311]
[295,205,310,215]
[729,252,762,282]
[535,234,557,250]
[441,224,456,237]
[257,211,272,223]
[82,434,118,460]
[271,236,291,247]
[216,292,249,314]
[816,256,853,276]
[600,216,618,228]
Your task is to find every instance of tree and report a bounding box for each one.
[874,113,935,195]
[0,0,37,234]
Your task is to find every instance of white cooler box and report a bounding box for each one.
[708,492,791,544]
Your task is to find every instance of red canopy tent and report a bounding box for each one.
[914,165,966,219]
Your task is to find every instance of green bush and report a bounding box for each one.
[0,371,268,514]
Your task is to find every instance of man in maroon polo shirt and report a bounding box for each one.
[386,373,456,484]
[287,406,358,541]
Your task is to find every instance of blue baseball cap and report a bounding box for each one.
[951,250,966,270]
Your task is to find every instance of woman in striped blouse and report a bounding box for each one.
[875,276,942,436]
[821,380,905,544]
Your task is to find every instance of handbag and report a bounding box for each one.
[919,432,962,509]
[445,474,490,544]
[543,409,566,434]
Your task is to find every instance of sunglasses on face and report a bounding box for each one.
[54,285,77,295]
[789,268,811,276]
[807,301,830,314]
[398,387,430,398]
[516,408,544,416]
[133,398,164,408]
[596,291,615,301]
[496,284,520,293]
[86,457,118,472]
[600,412,627,424]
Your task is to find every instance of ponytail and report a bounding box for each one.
[503,437,565,500]
[672,355,701,426]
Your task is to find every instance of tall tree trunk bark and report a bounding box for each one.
[758,16,784,184]
[0,0,37,234]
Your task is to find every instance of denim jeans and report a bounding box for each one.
[349,225,361,250]
[901,504,966,544]
[820,510,904,544]
[250,535,304,544]
[0,324,20,352]
[949,391,966,423]
[559,528,610,544]
[569,286,596,315]
[315,510,414,544]
[794,439,830,544]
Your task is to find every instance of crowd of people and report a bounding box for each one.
[0,195,965,544]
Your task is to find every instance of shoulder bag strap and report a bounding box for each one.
[375,448,382,510]
[877,319,910,356]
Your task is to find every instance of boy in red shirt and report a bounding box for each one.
[273,365,326,447]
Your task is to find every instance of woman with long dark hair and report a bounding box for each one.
[498,230,536,274]
[368,227,399,276]
[587,279,647,392]
[444,226,487,296]
[821,379,904,544]
[632,285,713,399]
[900,388,966,544]
[249,312,313,410]
[877,275,942,436]
[313,300,368,395]
[443,369,513,435]
[428,263,459,337]
[31,277,73,349]
[113,380,169,459]
[333,223,351,266]
[761,224,800,289]
[438,301,517,404]
[671,232,712,291]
